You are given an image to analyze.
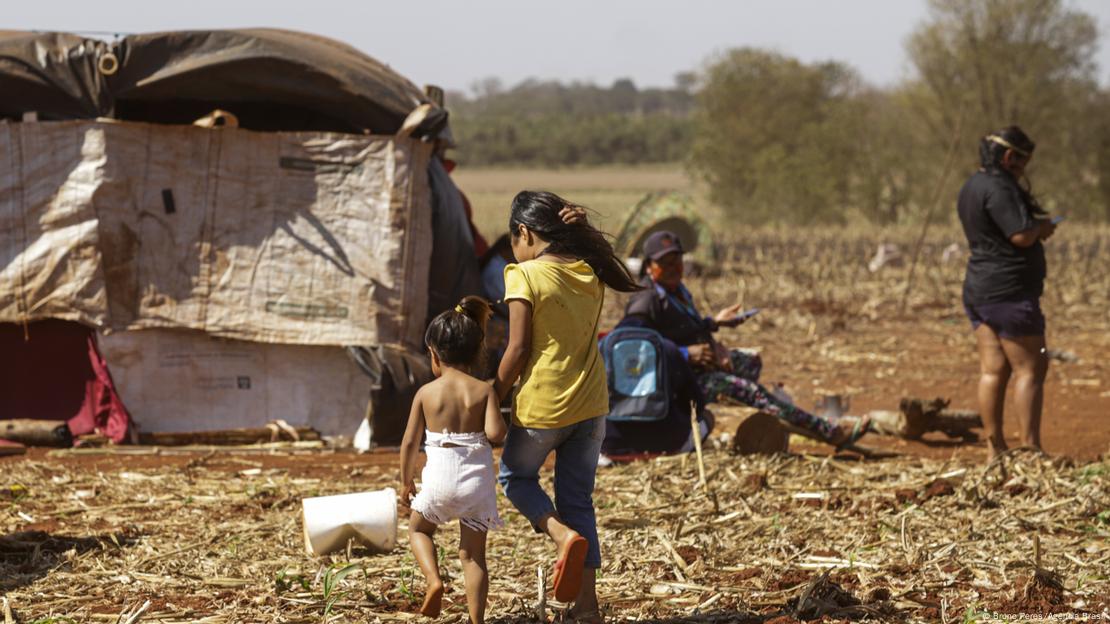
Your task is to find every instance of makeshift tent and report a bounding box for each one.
[0,30,477,442]
[613,192,720,274]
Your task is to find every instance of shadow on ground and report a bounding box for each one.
[0,530,138,591]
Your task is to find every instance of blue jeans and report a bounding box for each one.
[498,416,604,568]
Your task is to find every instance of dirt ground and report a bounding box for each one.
[4,442,1108,623]
[714,312,1110,462]
[3,224,1109,622]
[3,309,1107,622]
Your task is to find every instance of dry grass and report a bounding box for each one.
[4,166,1108,622]
[2,447,1108,623]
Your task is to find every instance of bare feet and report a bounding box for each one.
[570,611,604,624]
[420,580,444,617]
[830,414,871,449]
[569,568,602,623]
[987,441,1008,461]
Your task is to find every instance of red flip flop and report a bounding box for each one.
[551,535,588,602]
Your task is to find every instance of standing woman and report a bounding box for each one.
[958,126,1057,459]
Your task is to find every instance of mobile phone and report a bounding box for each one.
[734,308,760,322]
[1050,215,1067,225]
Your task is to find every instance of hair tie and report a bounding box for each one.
[986,134,1030,157]
[455,304,465,314]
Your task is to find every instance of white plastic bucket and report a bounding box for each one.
[301,488,397,556]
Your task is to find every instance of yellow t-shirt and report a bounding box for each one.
[503,260,609,429]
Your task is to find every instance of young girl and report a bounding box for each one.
[400,296,507,624]
[495,191,640,622]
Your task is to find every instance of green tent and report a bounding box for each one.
[613,191,720,273]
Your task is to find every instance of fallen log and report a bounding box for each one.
[933,409,981,439]
[137,425,321,446]
[0,419,73,447]
[867,397,981,441]
[730,411,789,455]
[0,439,27,456]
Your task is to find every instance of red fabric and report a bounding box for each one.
[442,158,489,257]
[0,320,133,443]
[462,192,489,257]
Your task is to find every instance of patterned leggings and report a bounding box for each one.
[696,349,839,442]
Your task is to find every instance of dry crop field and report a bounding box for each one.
[2,166,1109,622]
[2,446,1108,622]
[459,165,1110,460]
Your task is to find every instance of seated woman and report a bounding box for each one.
[601,326,714,458]
[621,231,868,448]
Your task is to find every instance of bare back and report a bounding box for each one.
[418,370,497,435]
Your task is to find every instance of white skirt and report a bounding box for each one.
[410,430,502,532]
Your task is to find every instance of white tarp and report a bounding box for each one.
[0,120,433,349]
[99,328,372,436]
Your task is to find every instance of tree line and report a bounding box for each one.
[447,78,695,166]
[448,0,1110,223]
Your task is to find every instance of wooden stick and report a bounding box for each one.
[535,565,546,619]
[1034,533,1042,570]
[117,600,151,624]
[690,409,707,490]
[899,111,965,314]
[136,426,320,446]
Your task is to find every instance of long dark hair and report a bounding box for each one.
[509,191,640,292]
[978,125,1044,216]
[424,296,492,369]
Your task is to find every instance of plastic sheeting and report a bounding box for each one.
[0,120,433,349]
[426,157,482,319]
[0,29,446,137]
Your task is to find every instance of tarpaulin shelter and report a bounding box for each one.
[0,29,480,443]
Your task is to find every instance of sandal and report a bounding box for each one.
[834,415,871,451]
[551,535,588,602]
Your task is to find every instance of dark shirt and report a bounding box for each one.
[624,278,717,347]
[957,170,1046,305]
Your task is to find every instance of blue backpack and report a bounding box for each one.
[599,327,670,422]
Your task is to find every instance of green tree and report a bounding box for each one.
[688,48,863,223]
[906,0,1104,220]
[847,88,920,224]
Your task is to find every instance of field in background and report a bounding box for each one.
[453,164,695,243]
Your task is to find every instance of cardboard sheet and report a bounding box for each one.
[99,328,373,436]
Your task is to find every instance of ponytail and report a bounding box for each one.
[455,295,492,335]
[425,296,492,368]
[509,191,641,292]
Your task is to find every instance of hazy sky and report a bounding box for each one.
[10,0,1110,93]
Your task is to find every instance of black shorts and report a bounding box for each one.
[963,298,1045,339]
